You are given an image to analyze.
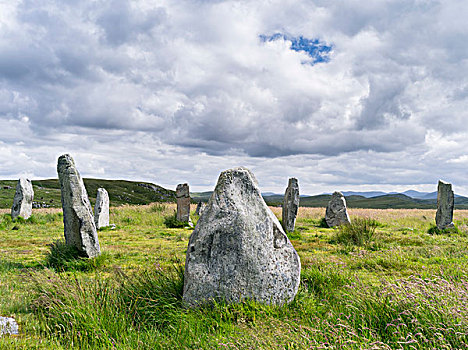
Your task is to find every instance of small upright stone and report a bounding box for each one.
[11,178,34,219]
[195,201,206,216]
[436,180,455,229]
[282,178,300,232]
[57,154,100,258]
[94,188,110,229]
[0,316,19,336]
[325,191,351,227]
[176,183,192,226]
[183,167,301,306]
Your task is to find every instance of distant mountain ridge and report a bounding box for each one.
[193,189,468,209]
[2,178,466,210]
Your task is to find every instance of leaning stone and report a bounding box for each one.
[0,316,19,336]
[94,188,110,229]
[282,178,300,232]
[436,180,455,229]
[325,191,351,227]
[183,167,301,306]
[176,183,192,226]
[11,178,34,220]
[195,202,206,216]
[57,154,100,258]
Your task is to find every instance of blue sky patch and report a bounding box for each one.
[260,33,332,64]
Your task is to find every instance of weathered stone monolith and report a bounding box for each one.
[195,201,206,216]
[94,188,109,229]
[57,154,100,258]
[11,178,34,219]
[282,178,299,232]
[0,316,18,336]
[183,167,301,306]
[325,191,351,227]
[176,183,192,226]
[436,180,455,229]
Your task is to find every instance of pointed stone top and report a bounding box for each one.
[438,179,451,186]
[332,191,344,197]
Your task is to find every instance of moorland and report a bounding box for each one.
[0,203,467,349]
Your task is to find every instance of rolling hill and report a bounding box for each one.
[0,179,176,209]
[2,178,468,210]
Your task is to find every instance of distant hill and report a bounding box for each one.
[192,191,468,209]
[2,179,468,210]
[0,179,176,209]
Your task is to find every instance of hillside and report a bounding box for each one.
[0,179,176,209]
[193,191,468,209]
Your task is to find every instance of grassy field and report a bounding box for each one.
[0,205,467,349]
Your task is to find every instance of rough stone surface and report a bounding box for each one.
[94,188,110,229]
[0,316,19,336]
[57,154,100,258]
[195,202,206,216]
[176,183,192,226]
[183,167,301,306]
[11,178,34,219]
[436,180,455,229]
[325,191,351,227]
[282,178,300,233]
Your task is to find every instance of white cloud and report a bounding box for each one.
[1,0,468,195]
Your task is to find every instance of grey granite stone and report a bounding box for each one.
[325,191,351,227]
[94,188,110,229]
[11,178,33,220]
[282,178,299,233]
[183,167,301,306]
[57,154,100,258]
[176,183,192,226]
[0,316,19,336]
[436,180,455,229]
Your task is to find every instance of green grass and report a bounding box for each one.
[0,205,467,348]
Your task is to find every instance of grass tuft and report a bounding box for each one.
[45,240,109,272]
[427,224,460,235]
[333,217,381,247]
[164,212,186,228]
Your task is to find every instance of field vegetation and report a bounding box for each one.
[0,205,467,349]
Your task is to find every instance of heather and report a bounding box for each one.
[0,205,467,348]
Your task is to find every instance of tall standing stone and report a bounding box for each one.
[11,178,34,220]
[325,191,351,227]
[94,188,110,229]
[436,180,455,229]
[176,183,192,226]
[57,154,100,258]
[183,167,301,306]
[282,178,300,233]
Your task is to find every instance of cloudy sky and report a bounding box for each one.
[1,0,468,195]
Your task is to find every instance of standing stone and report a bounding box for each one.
[183,167,301,306]
[0,316,19,336]
[436,180,455,229]
[11,178,34,219]
[325,191,351,227]
[282,178,300,233]
[195,201,206,216]
[176,183,192,226]
[57,154,100,258]
[94,188,110,229]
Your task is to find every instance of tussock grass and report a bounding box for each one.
[45,240,110,272]
[333,217,382,248]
